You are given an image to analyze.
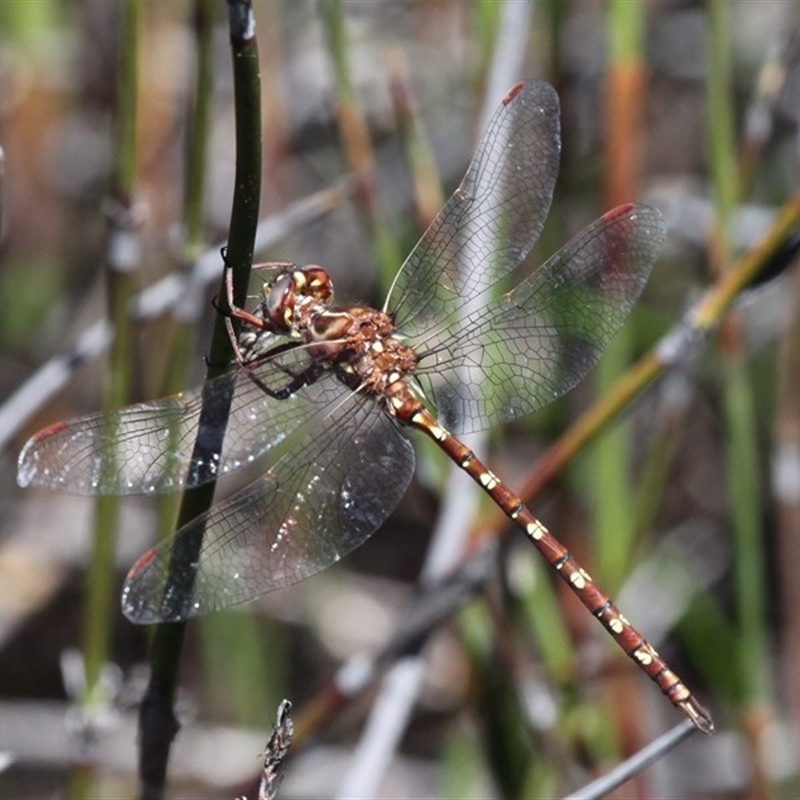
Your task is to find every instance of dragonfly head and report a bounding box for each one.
[263,265,333,334]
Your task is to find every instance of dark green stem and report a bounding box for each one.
[136,2,261,797]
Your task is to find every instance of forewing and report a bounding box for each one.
[385,81,560,336]
[411,205,666,432]
[17,345,339,495]
[121,396,416,622]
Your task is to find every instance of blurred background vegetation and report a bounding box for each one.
[1,1,800,798]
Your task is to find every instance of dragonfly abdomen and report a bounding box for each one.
[405,402,714,733]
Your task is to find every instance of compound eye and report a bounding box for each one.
[265,272,294,330]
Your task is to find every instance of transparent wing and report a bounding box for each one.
[385,81,560,336]
[121,397,415,622]
[17,345,341,495]
[410,205,666,432]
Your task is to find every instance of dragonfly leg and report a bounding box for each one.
[220,255,286,331]
[250,260,295,274]
[241,358,326,401]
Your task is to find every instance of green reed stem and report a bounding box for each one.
[591,0,646,593]
[707,0,770,717]
[83,0,140,719]
[72,3,141,798]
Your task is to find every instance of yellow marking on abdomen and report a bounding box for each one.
[526,520,546,540]
[479,471,499,490]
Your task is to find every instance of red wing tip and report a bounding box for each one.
[501,82,525,105]
[122,548,163,624]
[601,203,636,221]
[126,547,158,581]
[29,419,69,441]
[17,421,70,487]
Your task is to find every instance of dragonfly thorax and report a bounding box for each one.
[252,263,419,399]
[306,305,418,394]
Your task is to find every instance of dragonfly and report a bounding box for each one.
[17,81,712,733]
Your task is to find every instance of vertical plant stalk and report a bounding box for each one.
[182,0,214,259]
[136,2,261,797]
[707,5,771,788]
[72,3,141,798]
[386,52,444,231]
[595,0,645,593]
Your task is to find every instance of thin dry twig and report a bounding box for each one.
[257,700,294,800]
[564,720,698,800]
